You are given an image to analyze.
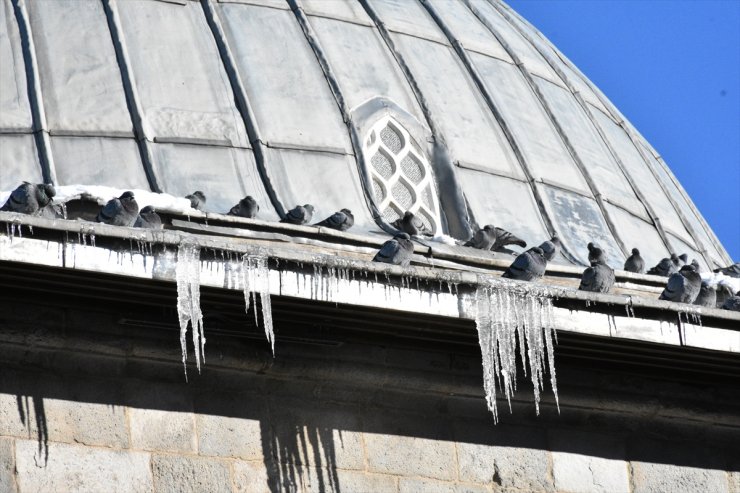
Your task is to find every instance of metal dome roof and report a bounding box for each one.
[0,0,731,269]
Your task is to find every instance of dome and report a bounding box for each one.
[0,0,731,269]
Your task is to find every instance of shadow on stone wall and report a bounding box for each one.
[15,395,48,466]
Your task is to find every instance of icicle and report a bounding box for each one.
[474,278,559,423]
[241,252,274,354]
[176,241,205,379]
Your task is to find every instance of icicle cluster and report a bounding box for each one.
[242,252,274,354]
[176,241,205,378]
[475,279,559,423]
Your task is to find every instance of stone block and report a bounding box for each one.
[457,442,553,491]
[364,433,456,480]
[0,438,17,493]
[0,392,33,438]
[197,414,263,460]
[399,478,489,493]
[130,408,196,453]
[630,462,728,493]
[151,454,231,493]
[729,470,740,493]
[43,398,129,448]
[14,439,151,492]
[305,468,397,493]
[549,430,629,493]
[232,461,272,493]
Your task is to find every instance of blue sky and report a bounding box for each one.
[507,0,740,262]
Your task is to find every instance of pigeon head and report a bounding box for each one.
[340,208,352,215]
[550,233,561,246]
[35,184,56,206]
[531,247,545,256]
[395,232,411,240]
[483,224,496,232]
[589,247,606,264]
[670,254,679,264]
[690,259,700,270]
[140,205,156,214]
[303,204,315,214]
[403,211,414,219]
[192,191,206,202]
[679,264,696,274]
[631,248,640,255]
[587,242,596,251]
[43,184,56,198]
[242,196,256,205]
[120,191,135,201]
[678,253,689,264]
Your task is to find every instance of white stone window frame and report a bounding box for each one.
[364,115,443,235]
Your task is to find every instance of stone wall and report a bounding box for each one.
[1,297,738,493]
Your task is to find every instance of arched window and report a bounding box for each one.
[364,115,442,235]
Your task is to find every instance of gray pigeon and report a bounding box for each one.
[721,291,740,311]
[134,206,163,229]
[315,208,354,231]
[586,242,601,264]
[623,248,645,274]
[1,182,56,215]
[281,204,314,225]
[373,233,414,267]
[502,247,547,282]
[579,247,615,293]
[659,264,702,304]
[693,282,716,308]
[714,263,740,278]
[690,259,701,272]
[96,191,139,227]
[464,225,526,251]
[391,211,429,236]
[539,234,561,262]
[228,196,259,219]
[647,254,680,277]
[186,191,206,210]
[716,283,736,308]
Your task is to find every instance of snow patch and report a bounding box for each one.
[701,271,740,294]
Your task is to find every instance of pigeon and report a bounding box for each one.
[314,208,354,231]
[714,263,740,278]
[586,242,601,264]
[623,248,645,274]
[539,234,561,262]
[502,247,547,282]
[96,191,139,227]
[677,253,689,267]
[373,233,414,267]
[659,264,702,304]
[716,283,736,308]
[391,211,429,236]
[281,204,314,225]
[647,254,680,277]
[1,182,56,215]
[228,196,259,219]
[721,291,740,311]
[185,191,206,210]
[579,247,615,293]
[134,206,163,229]
[690,259,701,272]
[464,225,526,252]
[693,281,716,308]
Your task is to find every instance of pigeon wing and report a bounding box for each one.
[660,273,685,301]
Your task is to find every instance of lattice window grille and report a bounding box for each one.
[364,116,442,234]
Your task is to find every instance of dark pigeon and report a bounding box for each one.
[539,234,561,262]
[623,248,645,274]
[714,263,740,278]
[134,206,163,229]
[490,227,526,252]
[721,291,740,311]
[716,283,736,308]
[186,191,206,210]
[659,264,702,304]
[502,247,547,282]
[391,211,429,236]
[96,191,139,227]
[373,233,414,267]
[579,247,615,293]
[586,242,601,264]
[281,204,314,225]
[1,182,56,215]
[464,225,526,252]
[647,254,680,277]
[693,282,716,308]
[315,208,354,231]
[228,196,259,219]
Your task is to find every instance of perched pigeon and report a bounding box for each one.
[721,291,740,311]
[1,182,56,215]
[96,191,139,227]
[539,234,561,262]
[315,208,354,231]
[579,247,615,293]
[281,204,314,225]
[690,259,701,272]
[373,233,414,267]
[623,248,645,274]
[134,206,163,229]
[716,283,736,308]
[659,264,702,304]
[714,263,740,278]
[186,191,206,211]
[228,196,259,219]
[464,225,526,252]
[693,282,716,308]
[586,242,601,264]
[392,211,429,236]
[502,247,547,282]
[647,254,680,277]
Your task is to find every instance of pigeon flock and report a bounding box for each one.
[2,181,738,311]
